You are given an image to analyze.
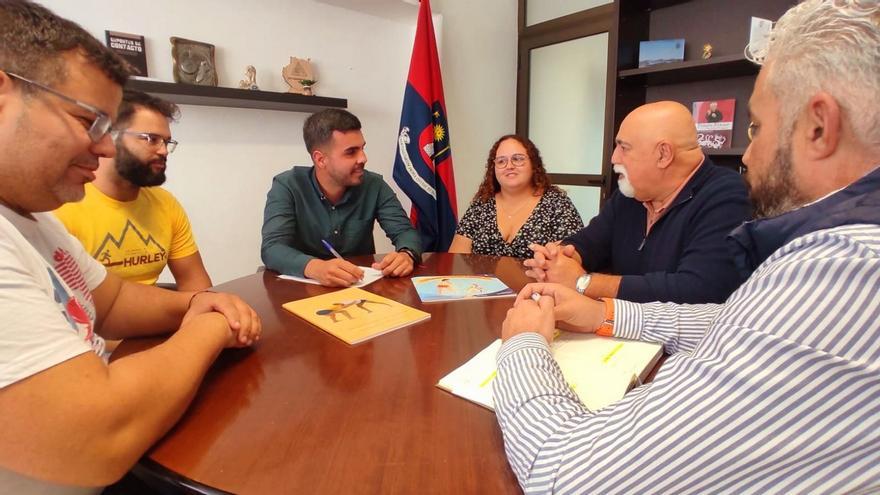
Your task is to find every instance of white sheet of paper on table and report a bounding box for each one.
[278,266,384,288]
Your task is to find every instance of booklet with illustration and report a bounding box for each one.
[438,331,663,412]
[411,275,516,303]
[282,287,430,345]
[693,98,736,150]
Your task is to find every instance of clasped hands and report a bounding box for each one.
[523,242,586,287]
[183,291,262,348]
[502,283,605,343]
[304,251,414,287]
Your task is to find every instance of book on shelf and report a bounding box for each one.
[438,331,663,412]
[105,30,148,77]
[693,98,736,150]
[282,287,430,345]
[411,275,515,303]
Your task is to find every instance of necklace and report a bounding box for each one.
[496,197,531,219]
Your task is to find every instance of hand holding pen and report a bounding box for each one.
[302,239,365,287]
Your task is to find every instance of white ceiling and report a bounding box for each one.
[314,0,420,22]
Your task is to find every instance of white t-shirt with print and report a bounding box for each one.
[0,205,107,389]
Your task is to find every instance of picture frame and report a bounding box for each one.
[638,38,685,68]
[170,36,217,86]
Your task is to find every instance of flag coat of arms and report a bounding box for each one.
[393,0,458,252]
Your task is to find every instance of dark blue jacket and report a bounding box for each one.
[729,166,880,278]
[564,159,751,303]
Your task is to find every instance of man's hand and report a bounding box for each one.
[523,243,584,287]
[371,251,414,277]
[184,311,241,349]
[514,283,605,333]
[304,258,364,287]
[502,292,556,343]
[183,292,262,347]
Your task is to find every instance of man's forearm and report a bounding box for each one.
[0,313,231,486]
[97,281,192,339]
[261,242,314,277]
[613,299,722,354]
[494,334,591,489]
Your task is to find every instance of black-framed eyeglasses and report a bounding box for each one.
[747,121,760,142]
[113,131,178,153]
[5,71,112,143]
[494,153,528,168]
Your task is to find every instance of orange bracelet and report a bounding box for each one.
[596,298,615,337]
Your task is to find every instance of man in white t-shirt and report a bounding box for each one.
[0,1,262,492]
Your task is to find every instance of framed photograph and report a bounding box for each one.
[693,98,736,150]
[105,30,147,77]
[170,36,217,86]
[638,39,685,68]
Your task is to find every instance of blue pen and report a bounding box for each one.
[321,239,344,260]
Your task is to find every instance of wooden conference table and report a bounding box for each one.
[116,253,535,494]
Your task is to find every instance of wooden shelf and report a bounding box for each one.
[126,79,347,113]
[624,0,690,12]
[705,147,747,156]
[618,54,759,86]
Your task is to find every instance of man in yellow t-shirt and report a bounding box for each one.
[55,90,211,290]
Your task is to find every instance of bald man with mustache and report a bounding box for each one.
[525,101,751,303]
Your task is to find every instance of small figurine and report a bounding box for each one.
[238,65,259,90]
[702,43,713,60]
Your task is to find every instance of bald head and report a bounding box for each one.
[621,101,700,154]
[611,101,704,204]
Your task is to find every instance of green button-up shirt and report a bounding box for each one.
[261,166,422,276]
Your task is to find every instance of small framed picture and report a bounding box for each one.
[638,39,685,68]
[170,36,217,86]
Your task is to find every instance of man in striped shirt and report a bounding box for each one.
[494,1,880,493]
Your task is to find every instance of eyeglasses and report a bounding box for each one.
[494,153,528,168]
[5,71,112,143]
[113,131,178,153]
[747,121,760,142]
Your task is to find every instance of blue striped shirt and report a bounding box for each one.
[494,224,880,494]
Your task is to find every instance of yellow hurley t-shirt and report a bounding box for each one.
[54,183,199,285]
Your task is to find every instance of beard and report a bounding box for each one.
[747,143,807,219]
[613,164,636,198]
[115,144,166,187]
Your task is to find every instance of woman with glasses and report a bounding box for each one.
[449,135,583,259]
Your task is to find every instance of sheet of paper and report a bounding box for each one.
[278,266,383,288]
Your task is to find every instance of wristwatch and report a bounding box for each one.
[575,273,592,295]
[397,247,421,266]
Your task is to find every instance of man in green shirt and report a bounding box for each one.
[261,109,422,286]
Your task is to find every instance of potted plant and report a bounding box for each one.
[300,79,317,96]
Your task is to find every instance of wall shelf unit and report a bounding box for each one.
[618,54,758,86]
[126,79,347,113]
[613,0,795,171]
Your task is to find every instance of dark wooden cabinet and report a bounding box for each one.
[611,0,795,171]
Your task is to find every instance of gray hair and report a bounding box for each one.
[746,0,880,149]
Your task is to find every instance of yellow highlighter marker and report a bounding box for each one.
[479,370,497,388]
[603,343,624,364]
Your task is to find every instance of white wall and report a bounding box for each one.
[40,0,517,284]
[432,0,518,214]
